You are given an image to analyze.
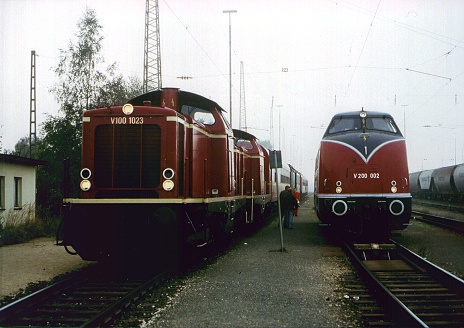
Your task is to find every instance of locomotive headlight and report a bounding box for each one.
[80,168,92,180]
[80,179,91,191]
[163,168,175,180]
[163,180,174,191]
[336,187,342,193]
[122,103,134,115]
[391,186,397,193]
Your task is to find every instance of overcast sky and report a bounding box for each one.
[1,0,464,181]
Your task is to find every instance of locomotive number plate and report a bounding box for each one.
[353,172,380,179]
[111,117,144,124]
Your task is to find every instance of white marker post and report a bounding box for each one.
[271,150,284,252]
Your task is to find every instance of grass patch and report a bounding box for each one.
[0,204,61,247]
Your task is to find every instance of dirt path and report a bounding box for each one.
[0,237,91,297]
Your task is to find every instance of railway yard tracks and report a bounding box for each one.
[1,201,462,327]
[412,211,464,234]
[344,241,464,327]
[0,266,169,327]
[413,199,464,214]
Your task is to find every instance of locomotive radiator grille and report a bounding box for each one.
[94,124,161,196]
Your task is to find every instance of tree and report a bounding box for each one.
[38,7,143,215]
[258,139,273,151]
[7,136,36,158]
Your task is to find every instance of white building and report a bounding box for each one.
[0,154,46,225]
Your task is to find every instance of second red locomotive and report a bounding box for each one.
[314,109,411,238]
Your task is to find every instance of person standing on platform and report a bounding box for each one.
[282,186,298,229]
[292,188,300,217]
[279,185,291,227]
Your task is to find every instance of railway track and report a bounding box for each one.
[344,241,464,327]
[0,265,169,327]
[413,199,464,214]
[412,211,464,234]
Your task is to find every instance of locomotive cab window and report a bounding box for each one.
[328,117,362,133]
[365,117,398,133]
[181,105,215,125]
[235,139,253,150]
[328,116,398,134]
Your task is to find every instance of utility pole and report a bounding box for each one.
[143,0,162,92]
[239,61,247,131]
[401,104,408,137]
[270,97,274,149]
[30,50,37,158]
[223,9,237,128]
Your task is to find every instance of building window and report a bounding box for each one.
[0,176,5,210]
[14,177,22,209]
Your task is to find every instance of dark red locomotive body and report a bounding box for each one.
[61,88,305,265]
[314,110,411,238]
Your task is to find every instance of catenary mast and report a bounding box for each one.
[239,61,247,131]
[29,50,37,158]
[143,0,162,92]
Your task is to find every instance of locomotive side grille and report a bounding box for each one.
[94,124,161,192]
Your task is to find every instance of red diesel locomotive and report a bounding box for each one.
[61,88,305,265]
[314,110,411,238]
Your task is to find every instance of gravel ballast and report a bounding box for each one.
[140,198,363,327]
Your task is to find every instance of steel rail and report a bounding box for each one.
[392,240,464,295]
[0,273,84,325]
[0,268,169,327]
[343,242,428,327]
[412,210,464,233]
[345,241,464,327]
[80,270,169,327]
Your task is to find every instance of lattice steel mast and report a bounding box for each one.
[29,50,37,158]
[143,0,162,92]
[239,61,247,131]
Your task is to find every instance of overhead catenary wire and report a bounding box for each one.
[343,0,382,101]
[405,68,451,81]
[160,0,228,84]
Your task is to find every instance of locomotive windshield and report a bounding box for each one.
[328,116,398,134]
[365,117,398,133]
[235,139,253,150]
[181,105,215,125]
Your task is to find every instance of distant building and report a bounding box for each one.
[0,154,46,225]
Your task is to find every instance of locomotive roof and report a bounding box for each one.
[332,110,393,118]
[128,88,226,112]
[233,129,258,140]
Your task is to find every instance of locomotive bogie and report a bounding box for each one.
[62,201,234,266]
[63,203,182,262]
